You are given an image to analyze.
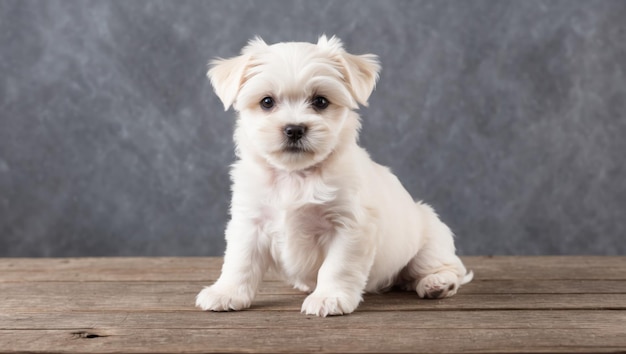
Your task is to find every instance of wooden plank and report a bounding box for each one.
[1,281,625,312]
[2,279,625,297]
[0,257,217,282]
[459,279,626,294]
[465,256,626,280]
[1,257,626,282]
[1,327,625,353]
[2,310,624,330]
[0,257,624,353]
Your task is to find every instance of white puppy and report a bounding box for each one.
[196,36,472,317]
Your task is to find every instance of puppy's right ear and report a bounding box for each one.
[207,54,250,111]
[208,37,269,111]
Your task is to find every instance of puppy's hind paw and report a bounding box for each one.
[301,291,360,317]
[416,273,458,299]
[195,284,252,312]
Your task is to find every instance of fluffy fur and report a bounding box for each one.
[196,36,472,317]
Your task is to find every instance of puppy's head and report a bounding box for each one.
[208,35,380,171]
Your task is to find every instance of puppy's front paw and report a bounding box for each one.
[195,284,252,312]
[301,291,361,317]
[416,273,458,299]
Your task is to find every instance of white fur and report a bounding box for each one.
[196,35,472,317]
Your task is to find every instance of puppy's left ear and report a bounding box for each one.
[340,52,380,107]
[207,54,250,111]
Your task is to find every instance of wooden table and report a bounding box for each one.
[1,257,625,353]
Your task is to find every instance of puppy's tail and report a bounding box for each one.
[461,270,474,285]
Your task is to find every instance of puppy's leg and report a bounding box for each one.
[401,203,472,299]
[196,218,270,311]
[301,227,375,317]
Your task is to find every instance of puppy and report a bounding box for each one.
[196,35,472,317]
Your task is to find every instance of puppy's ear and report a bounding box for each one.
[207,37,269,111]
[207,54,250,111]
[317,35,381,107]
[340,52,380,107]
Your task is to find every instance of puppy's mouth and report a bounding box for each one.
[282,142,310,154]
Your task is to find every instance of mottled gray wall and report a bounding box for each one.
[1,0,625,257]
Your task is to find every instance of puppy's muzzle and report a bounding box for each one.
[282,124,309,153]
[284,124,307,142]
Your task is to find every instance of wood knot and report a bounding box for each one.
[71,331,107,339]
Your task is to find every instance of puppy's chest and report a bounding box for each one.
[267,170,337,208]
[262,171,339,237]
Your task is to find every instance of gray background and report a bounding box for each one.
[1,0,625,257]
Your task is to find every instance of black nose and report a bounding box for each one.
[284,124,307,141]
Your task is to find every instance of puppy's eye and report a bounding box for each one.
[260,97,275,110]
[311,96,329,110]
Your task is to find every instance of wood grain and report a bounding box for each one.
[1,328,625,353]
[0,256,625,353]
[2,256,625,282]
[2,310,625,330]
